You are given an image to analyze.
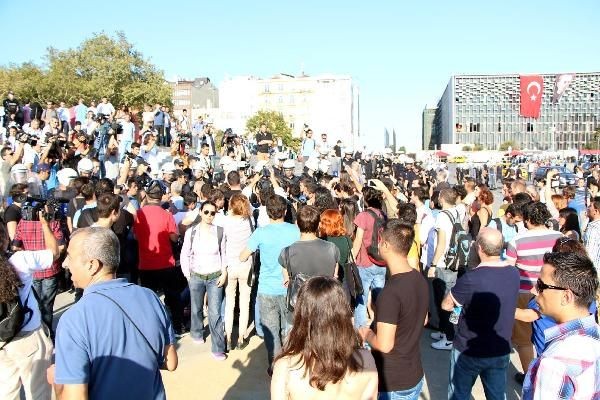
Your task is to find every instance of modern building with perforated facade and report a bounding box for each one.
[429,73,600,151]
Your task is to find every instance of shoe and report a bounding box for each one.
[174,327,190,339]
[430,331,446,341]
[431,339,453,350]
[212,352,227,361]
[514,372,525,385]
[192,337,205,344]
[236,337,249,350]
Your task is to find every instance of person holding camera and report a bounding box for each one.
[0,213,60,400]
[0,142,25,205]
[255,123,273,162]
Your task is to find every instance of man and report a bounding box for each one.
[200,124,217,158]
[74,98,88,126]
[240,195,300,375]
[255,123,273,162]
[505,201,563,384]
[57,102,70,133]
[191,116,204,149]
[584,196,600,271]
[27,162,51,198]
[358,220,428,399]
[90,193,121,229]
[96,97,115,118]
[179,109,189,134]
[316,133,329,155]
[41,101,57,127]
[118,113,135,160]
[522,252,599,399]
[133,180,186,335]
[51,227,177,399]
[299,128,315,161]
[151,104,165,146]
[443,228,520,399]
[0,143,25,203]
[3,90,21,127]
[428,188,460,350]
[163,106,172,147]
[487,203,520,259]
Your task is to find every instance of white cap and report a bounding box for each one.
[343,148,353,154]
[57,168,78,187]
[275,152,288,160]
[77,158,94,173]
[305,157,320,171]
[282,159,295,169]
[319,159,331,173]
[161,162,175,173]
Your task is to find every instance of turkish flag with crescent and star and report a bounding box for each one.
[520,75,544,119]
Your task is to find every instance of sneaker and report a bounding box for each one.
[212,352,227,361]
[430,331,446,341]
[192,337,205,344]
[174,327,190,339]
[431,339,453,350]
[514,372,525,385]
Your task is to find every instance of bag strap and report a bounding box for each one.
[284,246,291,277]
[91,291,160,362]
[345,236,356,264]
[494,218,503,235]
[217,226,224,256]
[247,216,255,233]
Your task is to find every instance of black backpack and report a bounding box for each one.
[365,209,387,267]
[442,210,472,272]
[0,293,33,349]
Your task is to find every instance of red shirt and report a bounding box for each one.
[353,208,385,267]
[133,205,177,270]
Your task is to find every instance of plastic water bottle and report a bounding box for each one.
[449,306,462,325]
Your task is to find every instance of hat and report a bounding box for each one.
[173,158,184,167]
[77,158,94,173]
[38,163,51,172]
[319,159,331,173]
[276,152,288,161]
[283,159,295,169]
[161,162,175,173]
[57,168,78,186]
[305,157,320,171]
[343,148,353,154]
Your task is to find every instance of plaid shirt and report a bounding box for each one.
[13,220,64,279]
[523,315,600,400]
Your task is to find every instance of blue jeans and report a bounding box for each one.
[32,276,59,338]
[354,265,386,328]
[189,274,225,353]
[378,377,424,400]
[258,294,288,368]
[449,348,509,400]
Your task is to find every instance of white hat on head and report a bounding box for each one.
[161,162,175,173]
[77,158,94,173]
[57,168,78,187]
[282,159,295,169]
[319,159,331,173]
[343,148,353,154]
[305,157,320,171]
[276,152,288,161]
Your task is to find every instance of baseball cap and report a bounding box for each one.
[38,163,51,172]
[173,158,184,167]
[57,168,78,186]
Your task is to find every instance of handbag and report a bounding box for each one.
[246,217,259,287]
[343,237,364,302]
[283,247,310,312]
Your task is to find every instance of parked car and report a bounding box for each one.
[533,166,577,188]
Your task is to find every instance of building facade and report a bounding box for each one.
[168,77,219,120]
[218,73,359,148]
[430,73,600,151]
[422,107,437,150]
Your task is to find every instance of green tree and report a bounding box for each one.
[246,110,300,150]
[462,145,472,151]
[398,146,406,153]
[585,128,600,150]
[473,143,484,151]
[499,140,519,151]
[0,32,171,108]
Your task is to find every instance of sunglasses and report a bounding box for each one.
[536,278,579,296]
[203,210,216,216]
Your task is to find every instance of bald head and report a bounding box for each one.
[476,227,504,258]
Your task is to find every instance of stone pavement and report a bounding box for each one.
[53,291,524,400]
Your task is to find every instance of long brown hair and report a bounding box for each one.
[275,276,363,390]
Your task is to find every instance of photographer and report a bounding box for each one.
[12,200,66,340]
[5,183,28,240]
[0,213,59,399]
[0,142,25,203]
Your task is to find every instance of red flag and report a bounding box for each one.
[520,75,544,119]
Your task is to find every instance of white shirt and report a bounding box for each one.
[180,225,224,276]
[120,121,135,142]
[96,102,115,116]
[9,250,53,332]
[222,216,253,270]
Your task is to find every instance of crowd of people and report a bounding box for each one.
[0,91,599,400]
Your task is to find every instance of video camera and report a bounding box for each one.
[20,196,69,222]
[16,132,37,147]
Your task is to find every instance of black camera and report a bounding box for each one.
[21,196,68,221]
[178,132,192,144]
[17,132,37,147]
[124,151,136,160]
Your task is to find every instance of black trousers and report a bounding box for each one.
[139,267,186,331]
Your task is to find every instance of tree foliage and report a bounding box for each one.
[398,146,406,153]
[462,145,472,151]
[584,128,600,150]
[0,32,171,109]
[473,143,484,151]
[246,110,300,150]
[499,140,519,151]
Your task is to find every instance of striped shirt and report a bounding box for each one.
[522,315,600,400]
[505,229,563,293]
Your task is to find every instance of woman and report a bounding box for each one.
[271,276,378,400]
[468,184,494,238]
[319,209,351,281]
[180,201,227,361]
[339,198,359,239]
[222,194,253,350]
[558,207,582,240]
[313,186,338,215]
[141,133,159,172]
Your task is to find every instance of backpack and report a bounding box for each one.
[282,247,311,312]
[492,218,503,235]
[188,224,223,258]
[365,209,387,266]
[0,292,33,349]
[441,210,472,272]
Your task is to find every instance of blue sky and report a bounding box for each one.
[2,0,600,151]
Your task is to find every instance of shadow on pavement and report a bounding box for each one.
[223,343,270,400]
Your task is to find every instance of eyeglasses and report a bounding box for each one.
[536,278,579,296]
[203,210,216,216]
